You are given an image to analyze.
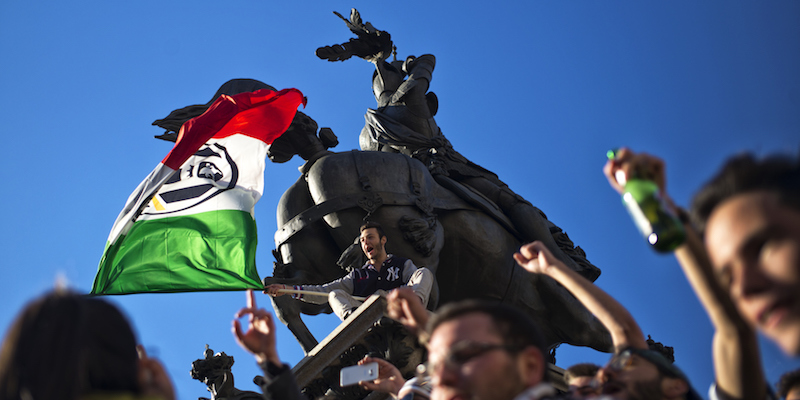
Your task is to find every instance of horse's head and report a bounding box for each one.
[153,78,279,143]
[268,111,338,163]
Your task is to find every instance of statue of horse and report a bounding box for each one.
[263,114,612,355]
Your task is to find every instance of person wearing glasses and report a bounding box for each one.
[563,363,600,399]
[421,299,559,400]
[515,241,703,400]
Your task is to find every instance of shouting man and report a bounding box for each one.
[266,221,433,321]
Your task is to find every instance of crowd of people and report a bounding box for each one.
[1,146,799,400]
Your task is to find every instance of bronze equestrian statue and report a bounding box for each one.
[265,106,612,355]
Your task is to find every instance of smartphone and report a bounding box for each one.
[339,362,378,387]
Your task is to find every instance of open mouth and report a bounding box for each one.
[759,298,791,329]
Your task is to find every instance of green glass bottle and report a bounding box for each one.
[607,149,686,252]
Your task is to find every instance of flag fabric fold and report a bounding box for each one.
[92,88,305,295]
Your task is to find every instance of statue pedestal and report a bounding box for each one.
[294,294,406,399]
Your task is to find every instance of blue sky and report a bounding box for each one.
[1,1,799,398]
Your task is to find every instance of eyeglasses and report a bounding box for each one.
[417,341,519,380]
[606,347,686,380]
[604,349,637,372]
[571,384,599,396]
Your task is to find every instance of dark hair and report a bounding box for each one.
[426,300,548,380]
[777,368,800,398]
[563,363,600,383]
[0,291,140,400]
[360,221,386,239]
[690,152,800,235]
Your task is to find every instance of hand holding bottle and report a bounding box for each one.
[603,148,667,195]
[605,148,685,252]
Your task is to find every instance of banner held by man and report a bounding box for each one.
[92,84,305,295]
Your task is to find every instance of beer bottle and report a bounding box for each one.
[607,149,685,252]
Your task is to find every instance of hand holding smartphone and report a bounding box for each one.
[339,362,379,387]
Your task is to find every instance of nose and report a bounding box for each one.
[732,262,770,299]
[429,360,460,389]
[596,365,614,383]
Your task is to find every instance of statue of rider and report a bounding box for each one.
[317,9,599,280]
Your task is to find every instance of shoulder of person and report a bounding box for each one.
[388,254,412,264]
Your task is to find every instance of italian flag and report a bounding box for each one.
[92,88,305,295]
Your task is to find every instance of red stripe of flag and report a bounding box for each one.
[162,88,305,170]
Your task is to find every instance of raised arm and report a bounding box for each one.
[233,289,281,365]
[386,287,431,343]
[514,241,647,351]
[604,148,767,399]
[233,290,306,400]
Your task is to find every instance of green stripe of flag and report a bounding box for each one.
[92,209,262,295]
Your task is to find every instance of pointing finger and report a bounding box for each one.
[247,289,256,309]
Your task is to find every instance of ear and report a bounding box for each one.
[516,346,545,386]
[380,235,387,246]
[661,376,689,399]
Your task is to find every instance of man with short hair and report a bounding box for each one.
[423,300,558,400]
[266,221,433,320]
[690,153,800,356]
[563,363,599,399]
[594,346,700,400]
[605,149,795,399]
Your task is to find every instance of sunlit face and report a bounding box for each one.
[596,352,665,400]
[360,227,387,263]
[427,313,528,400]
[705,191,800,355]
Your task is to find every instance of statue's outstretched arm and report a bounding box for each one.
[390,55,435,111]
[315,8,393,63]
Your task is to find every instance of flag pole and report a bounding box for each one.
[276,288,367,302]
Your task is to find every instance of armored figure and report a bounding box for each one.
[318,9,599,280]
